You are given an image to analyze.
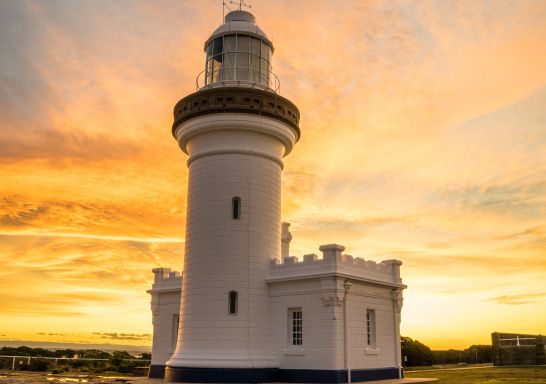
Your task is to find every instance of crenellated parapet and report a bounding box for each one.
[267,243,404,287]
[149,268,183,293]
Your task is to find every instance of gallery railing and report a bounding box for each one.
[196,67,281,93]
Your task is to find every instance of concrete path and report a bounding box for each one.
[126,378,437,384]
[0,372,437,384]
[364,379,438,383]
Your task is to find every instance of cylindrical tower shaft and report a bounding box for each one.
[165,10,300,383]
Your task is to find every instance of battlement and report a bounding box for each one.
[268,244,403,287]
[149,268,182,293]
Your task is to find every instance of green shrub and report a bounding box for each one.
[29,359,49,371]
[70,360,87,369]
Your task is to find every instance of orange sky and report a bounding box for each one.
[0,0,545,350]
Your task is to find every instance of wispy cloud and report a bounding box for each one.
[92,332,151,341]
[0,0,545,350]
[489,293,546,305]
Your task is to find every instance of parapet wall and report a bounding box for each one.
[268,244,403,287]
[149,268,182,293]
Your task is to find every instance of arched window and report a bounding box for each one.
[228,291,238,315]
[232,197,241,220]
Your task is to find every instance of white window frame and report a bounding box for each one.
[288,307,303,347]
[366,309,377,352]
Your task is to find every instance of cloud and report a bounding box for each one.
[0,196,122,230]
[0,233,182,327]
[489,293,546,305]
[92,332,151,341]
[0,203,48,227]
[496,226,545,241]
[431,181,546,219]
[0,194,186,241]
[0,130,143,162]
[0,0,545,350]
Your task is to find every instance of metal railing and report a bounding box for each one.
[196,67,281,93]
[0,355,151,370]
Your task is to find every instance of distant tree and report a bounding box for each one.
[112,350,133,359]
[139,353,151,360]
[53,349,77,358]
[433,345,492,365]
[433,349,462,364]
[29,359,49,371]
[78,349,111,359]
[0,347,19,356]
[401,336,435,366]
[109,356,123,367]
[70,359,87,369]
[11,346,33,356]
[31,347,55,357]
[464,345,492,364]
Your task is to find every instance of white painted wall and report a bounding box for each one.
[267,243,404,372]
[268,277,402,371]
[168,114,298,369]
[148,268,182,368]
[150,243,404,374]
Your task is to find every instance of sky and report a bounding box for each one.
[0,0,545,350]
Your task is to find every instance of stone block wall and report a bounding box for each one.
[492,332,546,366]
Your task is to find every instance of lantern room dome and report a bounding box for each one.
[204,10,273,52]
[225,10,255,23]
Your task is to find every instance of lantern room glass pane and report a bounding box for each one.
[237,35,249,53]
[261,41,270,60]
[212,37,223,56]
[206,58,213,83]
[236,53,248,69]
[223,53,236,80]
[251,37,261,55]
[250,54,260,83]
[212,56,222,82]
[224,35,236,53]
[236,52,249,81]
[237,68,249,81]
[261,58,269,84]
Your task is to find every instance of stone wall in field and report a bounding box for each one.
[491,332,546,366]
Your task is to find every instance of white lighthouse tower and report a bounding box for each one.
[153,7,406,384]
[165,9,300,383]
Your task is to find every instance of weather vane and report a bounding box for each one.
[230,0,251,10]
[223,0,251,18]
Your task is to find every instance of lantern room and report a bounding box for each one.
[199,10,277,91]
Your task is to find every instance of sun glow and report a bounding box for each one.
[0,0,545,350]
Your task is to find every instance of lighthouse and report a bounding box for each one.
[165,9,300,383]
[151,7,406,384]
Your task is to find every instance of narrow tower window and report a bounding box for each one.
[228,291,238,315]
[366,309,376,347]
[232,197,241,219]
[171,314,179,349]
[288,308,303,346]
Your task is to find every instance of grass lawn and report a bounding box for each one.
[405,366,546,383]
